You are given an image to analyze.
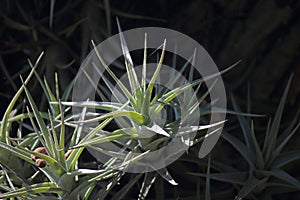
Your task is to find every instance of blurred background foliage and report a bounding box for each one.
[0,0,300,199]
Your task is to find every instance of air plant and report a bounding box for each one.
[190,76,300,200]
[0,24,231,199]
[56,23,234,199]
[0,53,128,199]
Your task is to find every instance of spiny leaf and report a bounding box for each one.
[55,73,60,99]
[113,173,143,200]
[175,120,226,138]
[271,122,300,162]
[81,68,107,101]
[49,0,55,28]
[250,121,265,169]
[231,94,254,149]
[157,167,178,185]
[141,39,166,119]
[0,182,63,198]
[150,50,196,106]
[142,33,147,92]
[91,41,134,105]
[222,131,256,169]
[271,150,300,168]
[205,156,211,200]
[23,83,55,158]
[138,172,157,200]
[28,58,59,116]
[48,110,59,160]
[0,141,35,165]
[95,172,124,200]
[117,18,140,94]
[264,75,292,164]
[0,52,44,142]
[55,101,128,112]
[78,110,146,125]
[71,133,126,149]
[43,77,59,115]
[276,108,300,145]
[58,101,67,168]
[256,169,300,188]
[234,175,265,200]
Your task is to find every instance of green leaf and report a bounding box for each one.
[58,101,67,168]
[29,57,59,116]
[188,48,197,82]
[271,150,300,168]
[70,103,87,147]
[222,131,256,169]
[68,177,95,199]
[44,77,59,115]
[83,184,96,200]
[276,108,300,145]
[48,110,59,160]
[272,122,300,161]
[153,64,234,116]
[0,182,64,198]
[78,110,146,125]
[264,75,292,164]
[142,33,147,92]
[150,51,196,106]
[157,167,178,185]
[68,116,113,170]
[81,118,112,142]
[71,133,125,148]
[22,147,63,168]
[113,173,143,199]
[118,150,150,171]
[26,107,49,156]
[117,18,140,95]
[113,127,137,136]
[49,0,55,28]
[174,121,226,138]
[0,141,35,165]
[88,169,116,182]
[231,94,254,149]
[91,40,134,105]
[141,39,166,119]
[8,112,49,123]
[205,156,211,200]
[66,169,106,176]
[0,52,44,142]
[55,73,60,99]
[250,121,265,169]
[138,172,157,200]
[81,68,107,101]
[23,85,55,158]
[256,169,300,188]
[199,107,264,117]
[234,175,265,200]
[67,107,86,169]
[56,101,128,112]
[95,172,124,200]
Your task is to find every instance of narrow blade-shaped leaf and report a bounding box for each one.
[0,52,44,142]
[264,75,292,163]
[0,182,63,198]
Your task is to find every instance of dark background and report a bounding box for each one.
[0,0,299,199]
